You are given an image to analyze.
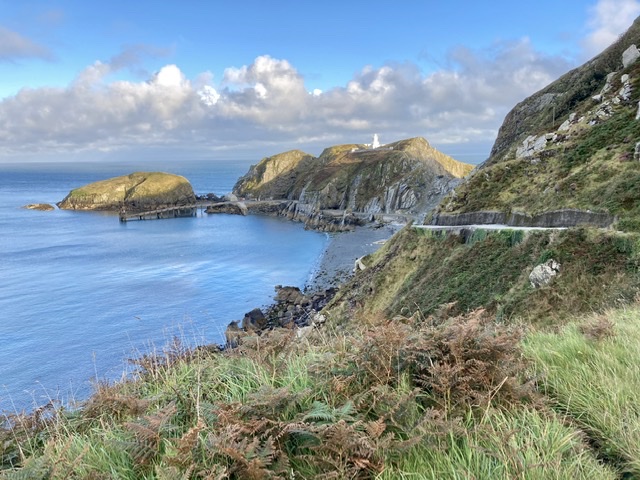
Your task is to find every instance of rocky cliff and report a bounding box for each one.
[233,137,473,229]
[57,172,196,211]
[432,16,640,231]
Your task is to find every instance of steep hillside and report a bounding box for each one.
[325,226,640,326]
[57,172,196,212]
[234,137,473,223]
[433,17,640,230]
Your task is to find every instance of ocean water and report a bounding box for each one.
[0,160,329,412]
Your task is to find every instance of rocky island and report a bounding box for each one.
[57,171,196,214]
[231,136,473,230]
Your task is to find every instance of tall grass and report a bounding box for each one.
[378,407,616,480]
[1,309,615,479]
[525,306,640,476]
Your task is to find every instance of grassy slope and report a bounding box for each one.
[0,310,620,479]
[327,225,640,326]
[439,27,640,230]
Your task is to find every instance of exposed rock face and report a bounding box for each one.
[623,44,640,68]
[487,17,640,166]
[233,137,473,229]
[529,259,561,288]
[58,172,195,212]
[22,203,54,211]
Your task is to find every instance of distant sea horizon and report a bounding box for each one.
[0,159,329,412]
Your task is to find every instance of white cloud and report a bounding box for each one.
[198,85,220,106]
[0,42,573,162]
[0,26,53,62]
[583,0,640,57]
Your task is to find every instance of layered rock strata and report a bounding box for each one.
[232,137,473,230]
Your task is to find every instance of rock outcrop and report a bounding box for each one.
[529,259,561,288]
[224,285,335,347]
[22,203,55,211]
[233,137,473,230]
[57,172,196,212]
[204,202,248,216]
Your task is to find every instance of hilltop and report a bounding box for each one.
[432,17,640,230]
[232,137,473,230]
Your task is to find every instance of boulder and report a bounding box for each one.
[354,256,367,272]
[623,44,640,68]
[635,142,640,161]
[241,308,267,331]
[529,259,561,288]
[274,286,309,306]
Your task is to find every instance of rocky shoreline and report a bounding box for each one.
[223,222,401,347]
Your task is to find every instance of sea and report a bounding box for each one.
[0,160,329,413]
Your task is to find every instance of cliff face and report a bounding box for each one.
[434,16,640,231]
[57,172,196,211]
[233,137,473,225]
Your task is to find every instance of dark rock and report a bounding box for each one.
[205,202,248,216]
[242,308,267,331]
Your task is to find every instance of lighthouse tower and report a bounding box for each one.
[372,133,380,149]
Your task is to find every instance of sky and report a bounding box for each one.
[1,0,639,165]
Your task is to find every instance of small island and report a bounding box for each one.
[22,203,55,211]
[57,172,197,220]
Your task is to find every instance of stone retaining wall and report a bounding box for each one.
[431,209,615,228]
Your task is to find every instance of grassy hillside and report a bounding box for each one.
[327,226,640,326]
[438,18,640,231]
[2,304,630,479]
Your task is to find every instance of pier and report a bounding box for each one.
[119,204,206,222]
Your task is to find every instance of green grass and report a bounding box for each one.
[525,306,640,476]
[1,309,617,479]
[328,226,640,326]
[378,407,617,480]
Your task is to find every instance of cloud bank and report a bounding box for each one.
[0,40,573,162]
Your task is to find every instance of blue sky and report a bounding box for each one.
[1,0,639,164]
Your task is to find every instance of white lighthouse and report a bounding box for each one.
[372,133,381,149]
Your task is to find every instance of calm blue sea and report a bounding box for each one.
[0,160,329,412]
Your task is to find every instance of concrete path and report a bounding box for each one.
[413,224,567,231]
